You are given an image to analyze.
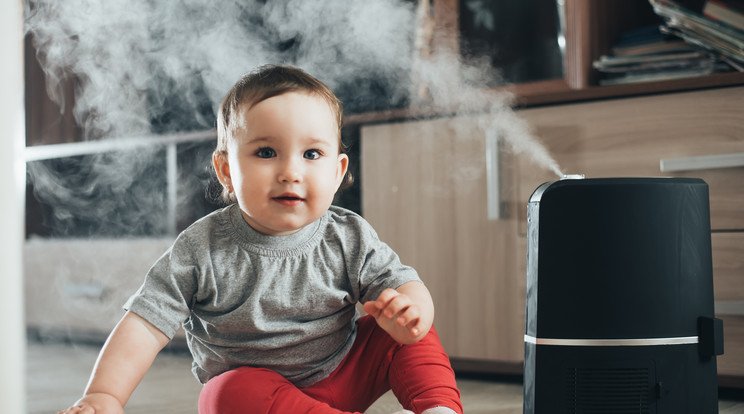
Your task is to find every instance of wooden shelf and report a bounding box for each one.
[511,71,744,107]
[345,71,744,125]
[345,0,744,126]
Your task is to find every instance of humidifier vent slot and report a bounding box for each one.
[565,367,652,414]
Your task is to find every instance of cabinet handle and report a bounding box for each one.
[486,131,500,220]
[715,301,744,316]
[659,152,744,172]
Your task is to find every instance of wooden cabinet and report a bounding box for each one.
[361,86,744,383]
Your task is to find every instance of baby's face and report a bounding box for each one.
[220,91,348,236]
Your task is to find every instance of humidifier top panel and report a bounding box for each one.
[529,176,706,204]
[527,177,713,340]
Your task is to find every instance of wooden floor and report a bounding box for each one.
[27,341,744,414]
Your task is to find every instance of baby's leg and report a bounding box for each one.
[198,366,355,414]
[388,326,463,414]
[311,315,462,413]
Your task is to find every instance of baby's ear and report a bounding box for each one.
[336,153,349,187]
[213,151,231,186]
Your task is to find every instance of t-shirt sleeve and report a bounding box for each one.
[123,235,198,339]
[356,221,422,304]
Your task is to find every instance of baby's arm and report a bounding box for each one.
[58,311,170,414]
[362,281,434,345]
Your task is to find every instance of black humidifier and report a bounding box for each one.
[523,177,724,414]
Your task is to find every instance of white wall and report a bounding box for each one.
[1,0,27,412]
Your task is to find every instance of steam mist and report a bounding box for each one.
[25,0,417,137]
[25,0,563,237]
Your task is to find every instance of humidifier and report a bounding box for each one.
[523,177,723,414]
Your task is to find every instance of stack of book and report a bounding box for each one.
[650,0,744,70]
[594,25,716,85]
[593,0,744,86]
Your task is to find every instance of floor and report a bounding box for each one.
[28,340,744,414]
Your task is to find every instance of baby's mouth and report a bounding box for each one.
[273,193,305,206]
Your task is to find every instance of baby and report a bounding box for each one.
[59,65,463,414]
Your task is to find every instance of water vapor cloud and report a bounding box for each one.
[25,0,563,236]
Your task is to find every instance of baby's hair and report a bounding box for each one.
[213,64,353,204]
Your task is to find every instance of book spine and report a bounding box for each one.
[704,0,744,31]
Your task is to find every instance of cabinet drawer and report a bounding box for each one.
[25,238,177,341]
[516,86,744,231]
[713,232,744,304]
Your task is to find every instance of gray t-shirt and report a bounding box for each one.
[124,204,420,387]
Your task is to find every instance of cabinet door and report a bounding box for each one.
[713,232,744,378]
[361,116,524,362]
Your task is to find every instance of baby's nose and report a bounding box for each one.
[278,158,302,183]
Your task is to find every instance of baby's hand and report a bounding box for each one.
[363,288,424,344]
[57,393,124,414]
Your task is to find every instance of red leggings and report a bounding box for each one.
[198,315,463,414]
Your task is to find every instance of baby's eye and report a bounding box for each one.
[304,149,322,160]
[256,147,276,158]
